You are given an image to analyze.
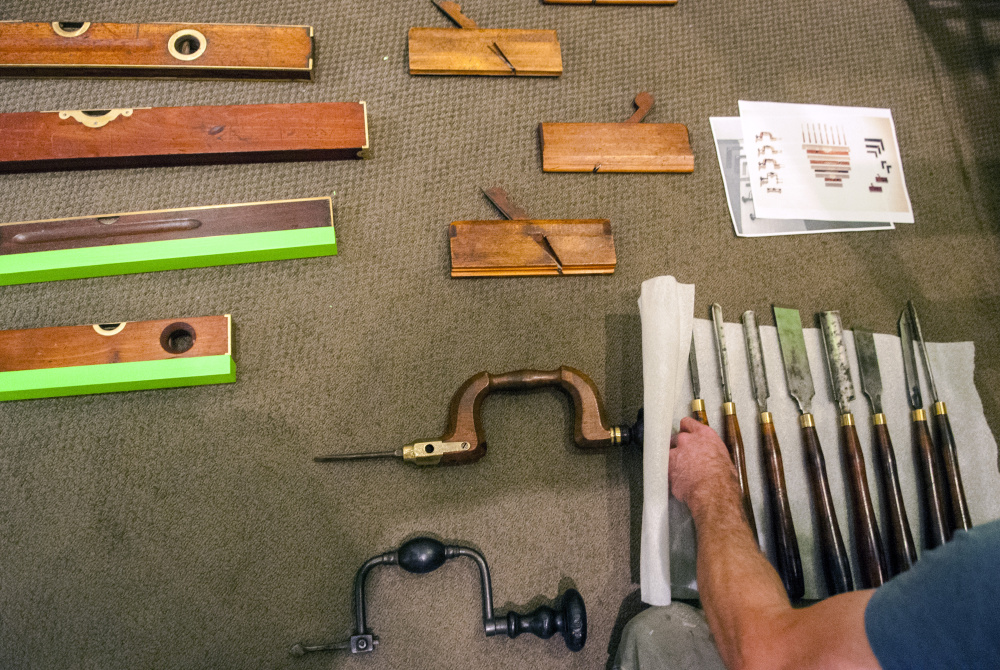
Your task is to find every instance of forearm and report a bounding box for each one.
[688,472,792,669]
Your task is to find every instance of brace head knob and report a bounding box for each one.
[397,537,448,574]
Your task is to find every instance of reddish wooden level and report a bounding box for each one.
[0,21,313,79]
[0,102,368,173]
[0,316,231,373]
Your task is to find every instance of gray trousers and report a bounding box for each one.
[613,603,727,670]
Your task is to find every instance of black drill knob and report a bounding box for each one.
[495,588,587,651]
[396,537,448,574]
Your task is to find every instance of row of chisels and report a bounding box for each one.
[689,301,972,600]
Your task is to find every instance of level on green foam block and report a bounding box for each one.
[0,315,236,401]
[0,197,335,285]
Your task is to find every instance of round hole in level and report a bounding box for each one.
[93,322,126,336]
[98,323,121,331]
[81,109,112,117]
[167,29,207,61]
[160,322,196,354]
[174,34,200,56]
[97,216,119,225]
[424,444,435,453]
[52,22,91,37]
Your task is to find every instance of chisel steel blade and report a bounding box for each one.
[853,329,883,415]
[898,310,923,410]
[773,306,814,415]
[818,311,855,416]
[741,310,769,413]
[908,300,940,402]
[711,304,733,403]
[689,333,702,400]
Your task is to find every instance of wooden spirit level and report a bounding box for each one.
[449,187,615,277]
[0,197,336,286]
[409,2,562,77]
[0,315,236,401]
[0,21,314,79]
[0,101,369,173]
[540,92,693,173]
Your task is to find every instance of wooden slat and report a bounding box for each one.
[0,316,230,373]
[0,198,332,254]
[0,22,313,79]
[0,102,368,173]
[408,28,562,76]
[544,0,678,4]
[540,122,693,173]
[450,219,615,277]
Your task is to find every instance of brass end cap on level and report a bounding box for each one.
[934,401,948,416]
[759,412,773,425]
[723,402,736,416]
[872,413,887,426]
[840,414,855,427]
[691,398,706,413]
[912,409,927,422]
[799,414,815,428]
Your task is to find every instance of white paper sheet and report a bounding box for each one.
[711,117,894,237]
[666,319,999,599]
[638,276,695,605]
[739,101,914,224]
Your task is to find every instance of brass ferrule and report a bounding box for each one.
[799,414,815,428]
[723,402,736,416]
[912,409,926,422]
[691,398,706,413]
[872,413,886,426]
[759,411,773,425]
[934,401,948,416]
[840,414,855,427]
[610,426,622,445]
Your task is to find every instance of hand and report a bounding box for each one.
[670,416,739,510]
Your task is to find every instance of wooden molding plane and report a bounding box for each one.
[0,101,369,173]
[543,0,678,5]
[0,315,235,401]
[0,197,336,286]
[0,21,314,79]
[540,92,694,172]
[449,187,615,277]
[408,1,562,76]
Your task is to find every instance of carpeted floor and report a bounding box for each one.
[1,1,998,668]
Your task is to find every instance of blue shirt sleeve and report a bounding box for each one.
[864,518,1000,670]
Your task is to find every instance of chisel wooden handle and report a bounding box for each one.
[912,409,950,548]
[840,415,888,588]
[724,403,758,541]
[691,398,709,426]
[758,412,804,600]
[800,415,854,595]
[871,415,917,575]
[933,402,973,533]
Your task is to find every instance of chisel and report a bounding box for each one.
[908,301,973,533]
[818,312,888,588]
[689,333,709,426]
[899,310,950,548]
[712,305,758,541]
[854,328,917,575]
[741,310,802,599]
[773,306,853,595]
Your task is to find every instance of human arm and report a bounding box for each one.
[670,416,880,670]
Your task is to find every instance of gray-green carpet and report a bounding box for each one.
[1,1,998,668]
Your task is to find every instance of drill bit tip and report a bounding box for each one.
[314,449,402,462]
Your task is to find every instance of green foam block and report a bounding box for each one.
[0,226,337,286]
[0,355,236,401]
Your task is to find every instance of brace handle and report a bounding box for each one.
[437,366,623,465]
